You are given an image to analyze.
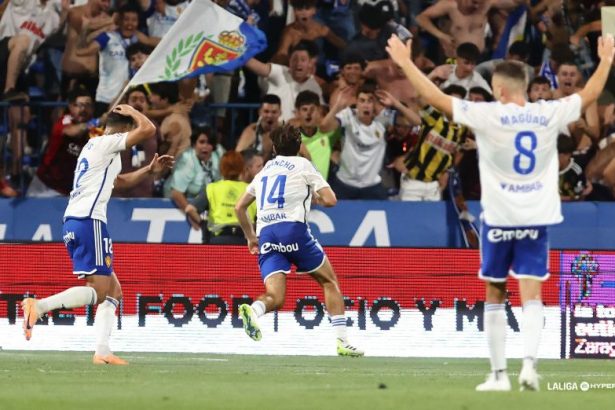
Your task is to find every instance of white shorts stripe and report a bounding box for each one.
[94,220,101,266]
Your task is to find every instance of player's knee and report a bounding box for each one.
[109,289,123,302]
[94,289,107,304]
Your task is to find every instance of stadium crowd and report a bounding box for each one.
[0,0,614,208]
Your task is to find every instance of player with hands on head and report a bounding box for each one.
[21,103,173,365]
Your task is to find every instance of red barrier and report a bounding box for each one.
[0,244,560,319]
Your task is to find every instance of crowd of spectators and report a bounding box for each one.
[0,0,614,207]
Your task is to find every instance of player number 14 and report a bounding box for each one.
[513,131,537,175]
[260,175,287,209]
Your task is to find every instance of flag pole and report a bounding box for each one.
[108,81,133,112]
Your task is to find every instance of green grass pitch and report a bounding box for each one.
[0,351,613,409]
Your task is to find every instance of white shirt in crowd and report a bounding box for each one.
[147,0,189,38]
[94,31,137,103]
[0,0,61,53]
[441,65,492,94]
[451,93,582,227]
[247,155,329,235]
[262,63,323,121]
[64,133,127,223]
[335,107,393,188]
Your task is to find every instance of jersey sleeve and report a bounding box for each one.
[267,64,284,86]
[95,32,110,50]
[556,93,582,128]
[451,97,487,129]
[98,132,127,154]
[246,176,257,197]
[335,107,352,129]
[303,160,330,192]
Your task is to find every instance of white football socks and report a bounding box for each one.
[95,296,119,357]
[330,315,347,343]
[522,300,544,370]
[485,303,507,372]
[251,300,266,318]
[36,287,97,316]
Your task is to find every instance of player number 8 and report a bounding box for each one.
[513,131,537,175]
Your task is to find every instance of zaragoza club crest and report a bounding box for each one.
[160,31,246,81]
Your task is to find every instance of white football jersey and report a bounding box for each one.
[247,156,329,235]
[64,133,127,223]
[452,94,582,226]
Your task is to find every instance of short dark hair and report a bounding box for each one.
[550,43,575,65]
[358,3,387,30]
[190,126,216,147]
[118,4,140,17]
[262,94,281,106]
[357,80,377,96]
[290,40,319,59]
[557,60,579,71]
[295,90,320,109]
[507,41,529,60]
[442,85,467,99]
[493,61,527,84]
[148,82,179,104]
[126,42,153,59]
[67,86,92,103]
[528,76,550,90]
[241,148,263,165]
[271,124,302,156]
[125,85,147,101]
[105,112,135,129]
[557,134,575,154]
[469,86,493,102]
[290,0,317,9]
[340,52,367,70]
[456,42,481,63]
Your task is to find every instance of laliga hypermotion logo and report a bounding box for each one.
[189,31,246,70]
[571,253,599,303]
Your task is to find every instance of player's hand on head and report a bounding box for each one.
[386,34,412,67]
[112,104,136,116]
[598,35,615,64]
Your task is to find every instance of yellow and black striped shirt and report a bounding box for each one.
[404,106,468,182]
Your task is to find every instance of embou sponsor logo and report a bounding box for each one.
[260,242,299,254]
[487,228,539,242]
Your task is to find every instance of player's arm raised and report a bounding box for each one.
[578,35,615,111]
[111,104,157,148]
[114,153,174,190]
[319,86,353,133]
[235,192,259,254]
[386,35,453,118]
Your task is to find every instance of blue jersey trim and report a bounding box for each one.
[302,185,310,224]
[88,160,113,218]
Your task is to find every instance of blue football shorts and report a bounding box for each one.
[479,220,549,282]
[258,222,326,282]
[63,218,114,278]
